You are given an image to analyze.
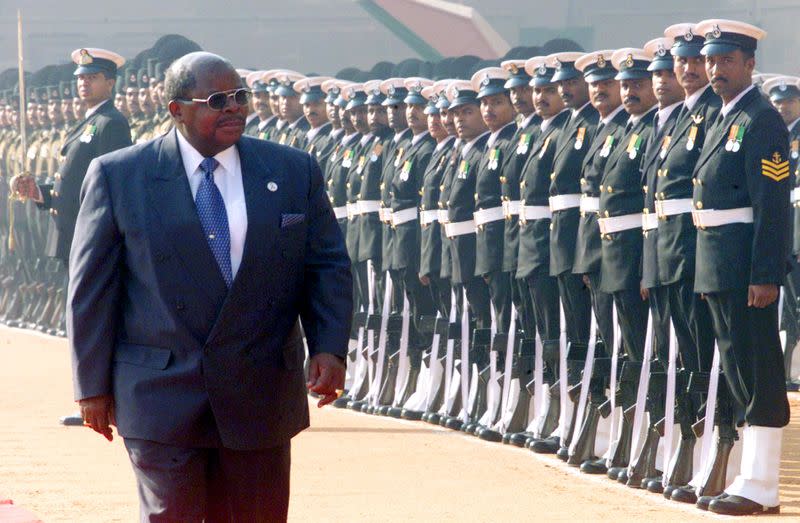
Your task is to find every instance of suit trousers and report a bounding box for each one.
[124,438,291,523]
[647,285,671,363]
[557,272,591,345]
[526,267,561,344]
[782,258,800,381]
[397,267,435,349]
[513,274,536,338]
[426,275,452,319]
[352,260,369,315]
[705,289,790,428]
[484,270,512,333]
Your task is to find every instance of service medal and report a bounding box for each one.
[516,133,531,155]
[574,127,586,150]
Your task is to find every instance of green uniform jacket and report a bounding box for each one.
[475,122,517,276]
[573,107,628,275]
[419,136,456,279]
[356,127,394,263]
[693,86,791,293]
[436,140,462,281]
[549,103,600,276]
[502,115,542,273]
[389,132,434,271]
[380,129,412,268]
[517,110,570,279]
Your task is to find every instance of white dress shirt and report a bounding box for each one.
[176,130,248,278]
[720,84,756,118]
[84,98,111,119]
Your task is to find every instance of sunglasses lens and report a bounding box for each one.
[207,92,228,110]
[234,89,251,106]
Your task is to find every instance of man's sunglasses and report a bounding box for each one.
[175,88,252,111]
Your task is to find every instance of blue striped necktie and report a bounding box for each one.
[195,157,233,287]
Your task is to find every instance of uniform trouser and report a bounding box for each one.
[352,260,369,314]
[665,279,715,373]
[647,285,671,363]
[397,266,436,349]
[705,289,790,427]
[484,270,512,333]
[525,267,561,344]
[584,272,615,350]
[454,276,491,330]
[557,271,592,345]
[782,258,800,381]
[513,274,536,337]
[611,287,649,362]
[426,275,451,319]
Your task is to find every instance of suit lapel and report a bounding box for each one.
[695,88,760,173]
[147,130,229,303]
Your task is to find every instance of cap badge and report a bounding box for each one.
[555,59,563,70]
[412,81,422,93]
[684,28,694,41]
[597,55,607,68]
[330,87,340,95]
[371,88,381,96]
[656,44,667,57]
[509,63,519,75]
[625,54,635,68]
[78,49,93,65]
[711,24,722,39]
[346,87,355,98]
[780,80,787,91]
[481,74,491,86]
[388,86,396,96]
[537,64,547,75]
[303,85,311,93]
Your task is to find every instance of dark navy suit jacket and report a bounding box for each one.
[67,129,352,450]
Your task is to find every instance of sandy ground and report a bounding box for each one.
[0,326,799,522]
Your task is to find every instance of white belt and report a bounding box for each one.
[502,200,521,218]
[580,196,600,213]
[379,207,393,223]
[358,200,380,214]
[522,205,552,221]
[655,198,694,218]
[598,213,643,234]
[642,212,659,231]
[438,209,450,224]
[391,207,418,226]
[420,209,439,226]
[549,194,582,212]
[445,220,476,238]
[792,188,800,204]
[332,206,348,220]
[692,207,753,228]
[473,206,505,226]
[346,202,359,219]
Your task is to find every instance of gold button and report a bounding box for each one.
[439,184,445,191]
[500,176,506,183]
[580,178,587,185]
[549,223,554,231]
[50,208,57,216]
[550,173,555,180]
[380,183,385,190]
[607,186,613,193]
[418,190,423,196]
[604,210,610,217]
[643,185,648,194]
[346,183,351,188]
[54,172,61,180]
[695,201,703,209]
[659,192,665,199]
[520,181,526,187]
[438,202,444,208]
[474,194,478,201]
[599,185,604,192]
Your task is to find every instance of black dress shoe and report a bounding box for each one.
[445,417,463,430]
[697,493,726,511]
[662,484,678,499]
[479,428,503,442]
[401,409,423,421]
[607,466,624,480]
[580,458,608,474]
[556,446,570,461]
[646,478,663,494]
[670,485,698,504]
[332,396,350,408]
[530,435,560,454]
[427,413,442,425]
[509,431,533,447]
[709,495,780,516]
[616,468,628,484]
[59,413,83,426]
[386,407,403,418]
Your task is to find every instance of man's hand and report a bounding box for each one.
[79,394,115,442]
[306,353,346,408]
[419,274,430,286]
[9,174,43,203]
[640,285,650,301]
[748,284,779,308]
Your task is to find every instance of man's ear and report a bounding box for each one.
[168,100,183,121]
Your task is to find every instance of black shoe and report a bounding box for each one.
[401,409,423,421]
[671,485,698,504]
[662,484,678,499]
[332,396,350,408]
[616,468,628,484]
[509,431,533,447]
[709,495,780,516]
[59,413,83,426]
[556,446,570,461]
[445,417,464,430]
[580,458,608,474]
[479,428,503,442]
[386,407,403,418]
[530,435,560,454]
[646,478,663,494]
[697,493,726,511]
[427,413,442,425]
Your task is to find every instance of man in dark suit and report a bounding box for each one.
[691,19,789,515]
[68,52,351,522]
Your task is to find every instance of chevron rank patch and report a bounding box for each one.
[762,152,790,181]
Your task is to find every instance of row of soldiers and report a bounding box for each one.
[0,52,176,336]
[245,19,794,516]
